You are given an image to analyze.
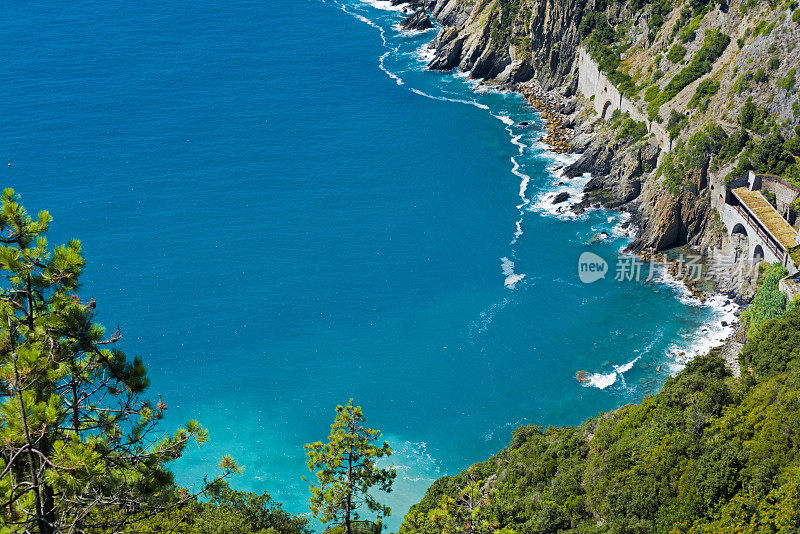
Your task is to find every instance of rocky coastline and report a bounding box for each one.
[395,1,758,372]
[517,83,574,154]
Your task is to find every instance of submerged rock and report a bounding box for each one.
[587,231,609,244]
[401,8,433,31]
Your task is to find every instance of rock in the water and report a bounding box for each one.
[552,191,570,204]
[587,231,609,244]
[401,8,433,31]
[564,142,613,178]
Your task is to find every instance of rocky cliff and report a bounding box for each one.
[415,0,800,297]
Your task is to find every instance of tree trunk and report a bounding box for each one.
[345,448,353,534]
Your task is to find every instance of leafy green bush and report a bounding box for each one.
[753,67,767,83]
[751,131,797,175]
[732,72,751,93]
[688,78,720,110]
[740,302,800,376]
[679,14,702,43]
[738,97,770,133]
[718,128,749,162]
[778,68,797,91]
[663,30,730,100]
[667,43,687,62]
[751,19,776,37]
[645,84,661,102]
[667,109,688,139]
[616,117,649,142]
[740,263,788,337]
[195,483,313,534]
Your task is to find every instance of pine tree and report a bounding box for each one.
[305,400,396,534]
[0,189,240,532]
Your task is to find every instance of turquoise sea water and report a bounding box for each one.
[1,0,736,530]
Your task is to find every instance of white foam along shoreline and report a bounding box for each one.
[657,269,740,373]
[582,265,740,390]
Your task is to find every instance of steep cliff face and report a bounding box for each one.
[394,0,474,26]
[422,0,588,89]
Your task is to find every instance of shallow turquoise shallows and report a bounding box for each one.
[1,0,733,530]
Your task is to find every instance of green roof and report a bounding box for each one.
[733,187,798,250]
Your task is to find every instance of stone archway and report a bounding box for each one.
[601,100,613,119]
[731,223,748,261]
[753,244,765,264]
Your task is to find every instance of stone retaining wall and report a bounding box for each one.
[577,47,673,153]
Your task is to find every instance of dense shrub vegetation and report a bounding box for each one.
[740,263,788,337]
[667,43,687,62]
[400,300,800,534]
[725,100,800,184]
[687,78,720,110]
[490,0,522,45]
[613,111,649,142]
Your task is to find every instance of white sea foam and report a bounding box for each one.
[511,157,530,203]
[393,23,436,35]
[513,219,524,241]
[656,271,740,373]
[501,257,526,289]
[610,211,636,240]
[585,356,641,389]
[510,134,525,154]
[336,1,412,90]
[527,151,585,220]
[529,170,592,220]
[380,51,404,85]
[360,0,413,12]
[379,440,441,481]
[468,296,512,341]
[584,330,664,390]
[415,43,436,63]
[495,114,515,126]
[409,88,490,109]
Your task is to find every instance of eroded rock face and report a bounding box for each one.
[562,126,658,210]
[395,0,474,26]
[401,8,433,30]
[428,28,467,70]
[564,143,614,179]
[629,170,711,251]
[422,0,593,89]
[416,0,761,289]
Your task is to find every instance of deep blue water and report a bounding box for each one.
[1,0,733,530]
